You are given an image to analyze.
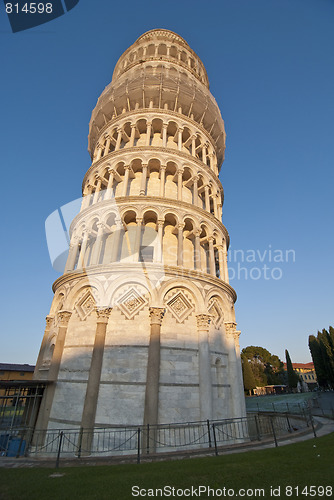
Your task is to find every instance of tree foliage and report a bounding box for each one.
[241,346,284,387]
[241,354,257,394]
[309,327,334,389]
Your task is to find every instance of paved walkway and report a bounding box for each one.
[0,415,333,469]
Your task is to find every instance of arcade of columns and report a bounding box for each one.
[34,29,246,454]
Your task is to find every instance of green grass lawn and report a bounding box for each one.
[245,393,315,412]
[1,433,334,499]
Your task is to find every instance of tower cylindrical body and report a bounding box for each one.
[34,30,246,446]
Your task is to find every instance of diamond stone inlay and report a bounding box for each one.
[75,291,96,321]
[166,291,194,323]
[208,298,224,328]
[116,287,147,319]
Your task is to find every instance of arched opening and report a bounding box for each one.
[183,218,195,270]
[165,161,177,200]
[147,158,161,197]
[163,213,178,267]
[141,210,158,262]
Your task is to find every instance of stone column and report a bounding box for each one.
[177,168,183,201]
[34,315,54,376]
[33,311,72,435]
[177,223,184,266]
[191,135,196,157]
[156,220,164,262]
[204,185,210,212]
[115,128,122,150]
[103,135,111,156]
[129,124,136,147]
[196,314,213,421]
[193,176,199,206]
[194,229,201,271]
[134,217,143,262]
[143,307,165,452]
[218,203,223,220]
[223,241,229,284]
[91,223,104,265]
[81,185,92,210]
[110,219,122,262]
[65,238,79,272]
[105,168,115,200]
[92,177,102,204]
[177,127,183,151]
[80,307,112,455]
[95,144,102,161]
[208,237,215,276]
[77,230,89,269]
[217,245,225,281]
[159,165,166,197]
[202,144,207,165]
[146,121,152,146]
[224,323,245,418]
[140,164,148,195]
[122,166,130,197]
[213,194,218,218]
[162,123,168,147]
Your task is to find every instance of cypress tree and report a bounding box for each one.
[318,329,334,388]
[285,349,299,389]
[309,334,328,388]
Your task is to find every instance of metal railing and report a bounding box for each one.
[0,411,313,465]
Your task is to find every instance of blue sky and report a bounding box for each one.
[1,0,333,365]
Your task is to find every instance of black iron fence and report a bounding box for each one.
[0,411,313,464]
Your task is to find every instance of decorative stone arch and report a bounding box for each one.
[105,274,156,311]
[205,287,235,323]
[50,290,66,316]
[66,278,103,310]
[159,277,205,313]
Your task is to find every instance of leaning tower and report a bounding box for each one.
[34,29,246,449]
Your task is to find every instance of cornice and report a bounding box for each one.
[52,263,237,303]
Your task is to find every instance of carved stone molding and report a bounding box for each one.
[149,307,165,325]
[57,310,72,326]
[224,322,237,336]
[96,307,113,323]
[45,315,54,329]
[196,314,211,330]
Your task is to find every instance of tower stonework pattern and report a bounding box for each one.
[34,29,246,443]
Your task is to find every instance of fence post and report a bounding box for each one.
[77,428,83,458]
[286,413,292,432]
[207,420,212,448]
[212,423,218,456]
[55,431,63,469]
[254,415,261,441]
[146,424,150,454]
[309,413,317,438]
[15,430,25,458]
[137,428,141,464]
[270,417,278,447]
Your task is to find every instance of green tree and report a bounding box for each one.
[309,335,327,387]
[318,329,334,387]
[285,349,299,389]
[241,354,257,395]
[242,346,284,387]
